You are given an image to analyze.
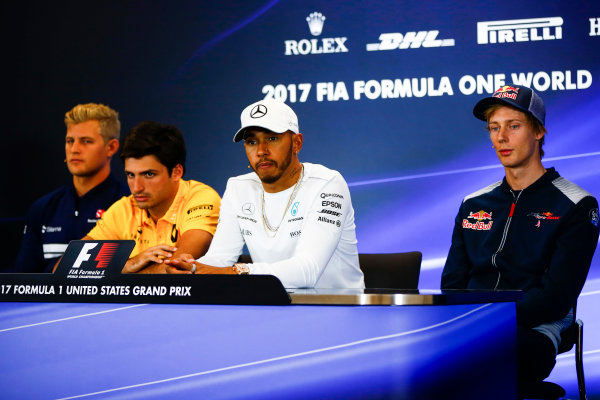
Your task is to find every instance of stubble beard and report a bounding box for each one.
[253,143,294,184]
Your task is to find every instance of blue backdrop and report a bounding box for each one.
[5,1,600,397]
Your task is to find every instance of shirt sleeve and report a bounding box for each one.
[179,185,221,236]
[14,202,46,273]
[249,174,351,288]
[197,181,245,267]
[86,197,128,240]
[517,196,599,327]
[441,205,472,289]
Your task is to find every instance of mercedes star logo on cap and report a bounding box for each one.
[250,104,267,118]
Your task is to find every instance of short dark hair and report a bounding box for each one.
[120,121,186,175]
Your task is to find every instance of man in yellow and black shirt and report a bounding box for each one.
[85,121,220,273]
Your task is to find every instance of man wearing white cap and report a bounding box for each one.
[166,99,364,289]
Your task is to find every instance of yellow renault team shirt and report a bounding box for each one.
[87,180,221,258]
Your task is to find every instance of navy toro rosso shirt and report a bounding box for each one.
[15,175,129,273]
[442,168,599,328]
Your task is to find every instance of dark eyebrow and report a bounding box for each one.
[124,169,158,175]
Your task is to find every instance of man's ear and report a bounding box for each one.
[293,132,304,154]
[534,130,545,141]
[106,138,120,158]
[171,163,184,180]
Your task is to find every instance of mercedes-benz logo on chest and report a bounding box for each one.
[242,202,255,215]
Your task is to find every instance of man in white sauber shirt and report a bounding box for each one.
[166,99,364,289]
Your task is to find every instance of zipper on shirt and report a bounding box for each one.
[491,190,522,290]
[74,196,80,217]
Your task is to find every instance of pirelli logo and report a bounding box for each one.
[187,204,214,214]
[477,17,563,44]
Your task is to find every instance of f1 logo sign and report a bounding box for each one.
[72,243,98,269]
[72,242,119,269]
[56,240,135,278]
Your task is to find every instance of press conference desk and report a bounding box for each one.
[0,286,518,400]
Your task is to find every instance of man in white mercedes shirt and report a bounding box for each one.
[166,99,364,289]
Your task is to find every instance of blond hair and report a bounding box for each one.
[64,103,121,142]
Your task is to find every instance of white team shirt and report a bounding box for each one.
[198,163,364,289]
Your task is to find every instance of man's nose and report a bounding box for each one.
[257,141,269,156]
[130,177,144,193]
[69,141,81,153]
[497,126,509,142]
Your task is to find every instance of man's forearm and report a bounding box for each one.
[135,262,168,274]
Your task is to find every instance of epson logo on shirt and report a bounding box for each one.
[477,17,563,44]
[322,201,342,209]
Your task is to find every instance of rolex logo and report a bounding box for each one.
[285,12,347,56]
[306,12,326,36]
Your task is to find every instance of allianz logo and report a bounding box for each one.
[284,12,349,55]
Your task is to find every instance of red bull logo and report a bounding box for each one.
[493,85,519,100]
[463,210,493,230]
[468,210,493,221]
[542,212,559,220]
[528,212,560,220]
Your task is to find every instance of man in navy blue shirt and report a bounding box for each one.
[442,85,599,390]
[15,103,129,273]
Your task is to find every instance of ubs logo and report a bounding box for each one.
[242,203,255,215]
[250,104,267,119]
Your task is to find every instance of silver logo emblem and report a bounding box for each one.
[250,104,267,119]
[242,203,255,215]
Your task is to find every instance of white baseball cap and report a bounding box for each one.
[233,99,299,142]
